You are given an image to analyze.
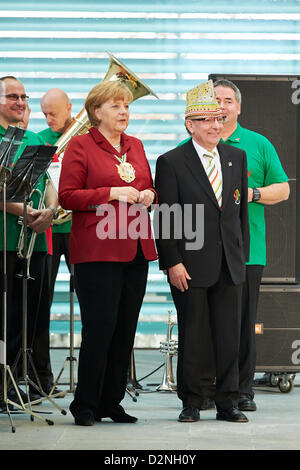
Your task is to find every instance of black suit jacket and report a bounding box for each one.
[154,139,250,287]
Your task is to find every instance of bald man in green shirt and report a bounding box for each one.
[38,88,73,306]
[179,79,290,412]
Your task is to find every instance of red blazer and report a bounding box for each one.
[58,127,157,264]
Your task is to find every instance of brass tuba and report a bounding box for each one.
[51,50,158,224]
[55,51,158,157]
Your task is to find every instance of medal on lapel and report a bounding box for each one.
[115,153,135,183]
[234,188,240,205]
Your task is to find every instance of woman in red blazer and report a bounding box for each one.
[59,81,157,426]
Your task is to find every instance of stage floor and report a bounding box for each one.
[0,348,300,451]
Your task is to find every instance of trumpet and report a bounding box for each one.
[16,182,48,278]
[157,311,178,392]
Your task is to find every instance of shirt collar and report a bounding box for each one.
[0,124,6,137]
[221,122,243,144]
[192,138,219,159]
[0,123,28,141]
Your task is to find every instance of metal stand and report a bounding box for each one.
[52,263,77,394]
[0,128,33,432]
[1,177,56,430]
[126,350,140,402]
[1,138,66,431]
[10,197,67,417]
[1,171,20,433]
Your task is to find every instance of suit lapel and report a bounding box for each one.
[183,140,220,209]
[217,143,233,210]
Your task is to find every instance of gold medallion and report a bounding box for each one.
[116,161,136,183]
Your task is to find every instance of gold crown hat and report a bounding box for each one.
[185,79,222,119]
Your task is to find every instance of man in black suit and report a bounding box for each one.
[154,80,250,423]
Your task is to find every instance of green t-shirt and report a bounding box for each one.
[178,123,289,265]
[38,127,61,146]
[38,127,71,234]
[0,125,49,252]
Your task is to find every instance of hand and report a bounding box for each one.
[168,263,191,292]
[28,208,53,234]
[138,190,155,208]
[110,186,140,205]
[248,188,254,202]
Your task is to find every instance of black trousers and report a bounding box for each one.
[31,254,54,388]
[171,260,242,411]
[49,232,70,306]
[182,264,264,403]
[239,265,264,398]
[69,244,148,417]
[0,251,47,379]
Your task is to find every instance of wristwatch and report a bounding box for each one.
[252,188,261,202]
[48,206,59,220]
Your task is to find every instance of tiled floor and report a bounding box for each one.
[0,349,299,451]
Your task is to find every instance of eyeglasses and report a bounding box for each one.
[191,116,225,124]
[0,94,29,102]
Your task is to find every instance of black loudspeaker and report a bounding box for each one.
[255,286,300,371]
[209,74,300,283]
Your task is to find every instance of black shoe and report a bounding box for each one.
[200,398,215,410]
[216,407,248,423]
[0,401,20,413]
[29,390,43,402]
[74,410,95,426]
[7,386,30,405]
[32,386,65,399]
[70,402,95,426]
[178,406,200,422]
[238,397,257,412]
[28,386,49,402]
[96,405,137,423]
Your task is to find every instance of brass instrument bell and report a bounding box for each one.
[54,50,158,158]
[51,51,158,225]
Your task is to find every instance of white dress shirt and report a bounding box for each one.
[191,139,223,186]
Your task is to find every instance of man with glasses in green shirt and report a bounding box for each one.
[0,76,58,409]
[214,80,290,412]
[178,79,290,412]
[38,88,72,306]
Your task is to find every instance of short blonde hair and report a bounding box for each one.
[85,81,133,126]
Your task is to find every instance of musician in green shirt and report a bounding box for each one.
[39,88,72,304]
[0,77,58,406]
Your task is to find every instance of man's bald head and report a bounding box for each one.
[40,88,72,133]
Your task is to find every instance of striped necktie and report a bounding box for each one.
[203,152,222,207]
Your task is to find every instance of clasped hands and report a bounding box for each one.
[110,187,155,208]
[27,207,55,234]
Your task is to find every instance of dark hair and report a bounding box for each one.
[0,76,18,81]
[0,76,19,94]
[85,81,133,127]
[213,79,242,103]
